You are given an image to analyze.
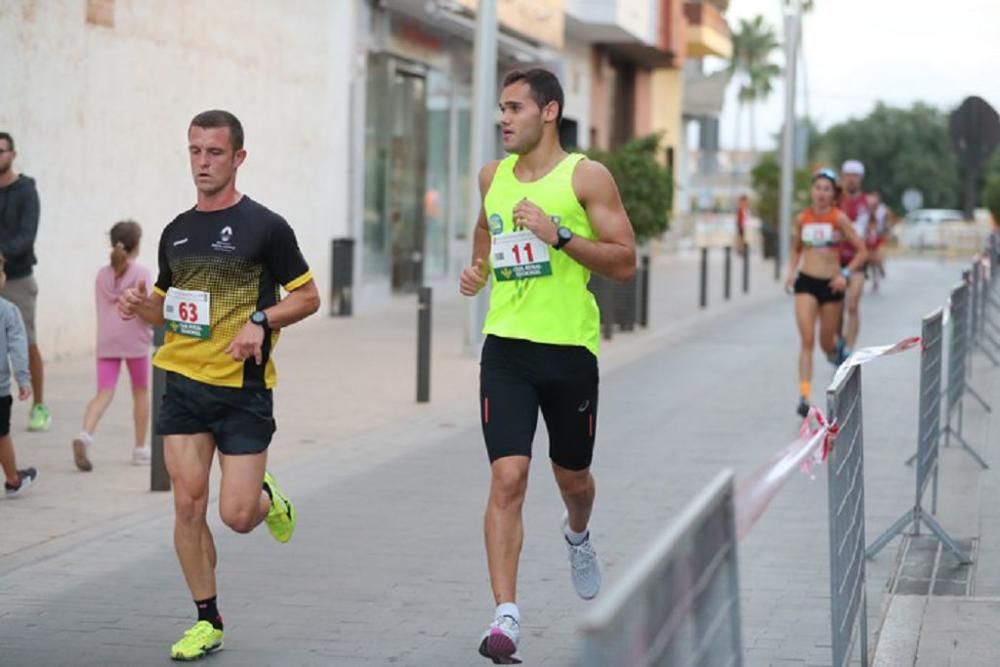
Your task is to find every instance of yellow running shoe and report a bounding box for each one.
[263,471,295,543]
[170,620,223,661]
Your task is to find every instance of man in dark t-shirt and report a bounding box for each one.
[119,110,320,661]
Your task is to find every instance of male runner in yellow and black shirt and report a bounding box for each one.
[118,110,320,662]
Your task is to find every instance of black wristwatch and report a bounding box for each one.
[553,225,573,250]
[250,310,269,328]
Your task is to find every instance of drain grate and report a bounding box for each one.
[888,534,977,596]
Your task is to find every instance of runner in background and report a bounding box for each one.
[866,190,891,289]
[837,159,870,358]
[785,169,866,417]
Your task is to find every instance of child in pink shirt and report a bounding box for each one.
[72,221,153,470]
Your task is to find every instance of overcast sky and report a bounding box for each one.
[714,0,1000,151]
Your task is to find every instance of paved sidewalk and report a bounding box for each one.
[1,253,989,666]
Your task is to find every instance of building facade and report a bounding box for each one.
[2,0,731,358]
[2,0,355,356]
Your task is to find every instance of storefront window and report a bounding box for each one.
[424,70,451,278]
[363,54,390,279]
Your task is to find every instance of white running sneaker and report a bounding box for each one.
[562,512,602,600]
[132,446,151,465]
[478,615,522,664]
[72,433,93,472]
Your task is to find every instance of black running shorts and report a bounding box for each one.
[794,272,844,305]
[479,335,599,471]
[157,372,275,455]
[0,395,11,437]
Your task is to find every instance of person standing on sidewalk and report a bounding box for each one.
[785,168,866,417]
[72,220,153,471]
[459,69,636,664]
[735,194,750,255]
[118,110,320,661]
[0,255,37,498]
[837,159,870,358]
[0,132,50,432]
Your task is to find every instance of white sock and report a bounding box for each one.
[76,431,93,445]
[565,523,589,546]
[496,602,520,623]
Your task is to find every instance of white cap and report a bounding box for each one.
[841,159,865,176]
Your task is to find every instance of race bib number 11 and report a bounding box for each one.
[492,231,553,282]
[163,288,211,339]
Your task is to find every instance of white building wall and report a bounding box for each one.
[0,0,355,358]
[561,38,592,150]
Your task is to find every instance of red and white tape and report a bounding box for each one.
[831,336,922,387]
[734,335,921,541]
[735,406,837,541]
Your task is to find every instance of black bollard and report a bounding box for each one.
[150,325,170,492]
[743,243,750,294]
[639,255,650,328]
[724,246,732,301]
[700,247,708,309]
[417,287,432,403]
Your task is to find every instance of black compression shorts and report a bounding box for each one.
[479,335,599,471]
[794,272,845,305]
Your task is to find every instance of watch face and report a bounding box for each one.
[559,227,572,241]
[252,312,266,324]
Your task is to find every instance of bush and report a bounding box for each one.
[750,151,811,231]
[587,134,672,243]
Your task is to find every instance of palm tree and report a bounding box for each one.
[728,15,782,154]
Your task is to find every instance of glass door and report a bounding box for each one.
[388,66,428,292]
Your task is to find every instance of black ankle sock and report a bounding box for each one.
[195,596,224,631]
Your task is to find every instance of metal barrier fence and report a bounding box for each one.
[970,259,1000,366]
[578,471,743,667]
[943,280,991,468]
[979,249,1000,353]
[866,310,971,563]
[826,363,869,667]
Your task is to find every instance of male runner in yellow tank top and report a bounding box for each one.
[459,69,636,664]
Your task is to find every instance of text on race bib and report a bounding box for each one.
[491,231,553,282]
[163,288,211,340]
[801,223,835,247]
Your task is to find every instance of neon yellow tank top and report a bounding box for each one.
[482,152,601,356]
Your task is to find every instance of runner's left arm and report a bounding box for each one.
[263,279,320,329]
[563,159,636,282]
[838,212,868,272]
[226,219,319,364]
[262,218,320,329]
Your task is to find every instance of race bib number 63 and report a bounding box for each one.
[163,288,211,339]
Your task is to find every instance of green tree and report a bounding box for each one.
[819,103,960,210]
[728,15,782,153]
[587,134,672,242]
[750,152,811,229]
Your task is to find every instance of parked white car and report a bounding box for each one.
[896,209,966,249]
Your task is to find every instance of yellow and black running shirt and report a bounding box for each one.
[152,196,312,389]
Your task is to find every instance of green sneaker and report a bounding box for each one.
[27,403,51,432]
[262,471,295,543]
[170,620,223,661]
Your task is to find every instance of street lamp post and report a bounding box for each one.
[465,0,498,355]
[778,1,800,282]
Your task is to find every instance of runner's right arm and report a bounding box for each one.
[785,217,802,291]
[119,234,168,325]
[460,161,501,297]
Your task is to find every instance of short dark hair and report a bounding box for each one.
[0,132,14,151]
[502,68,564,123]
[189,110,244,151]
